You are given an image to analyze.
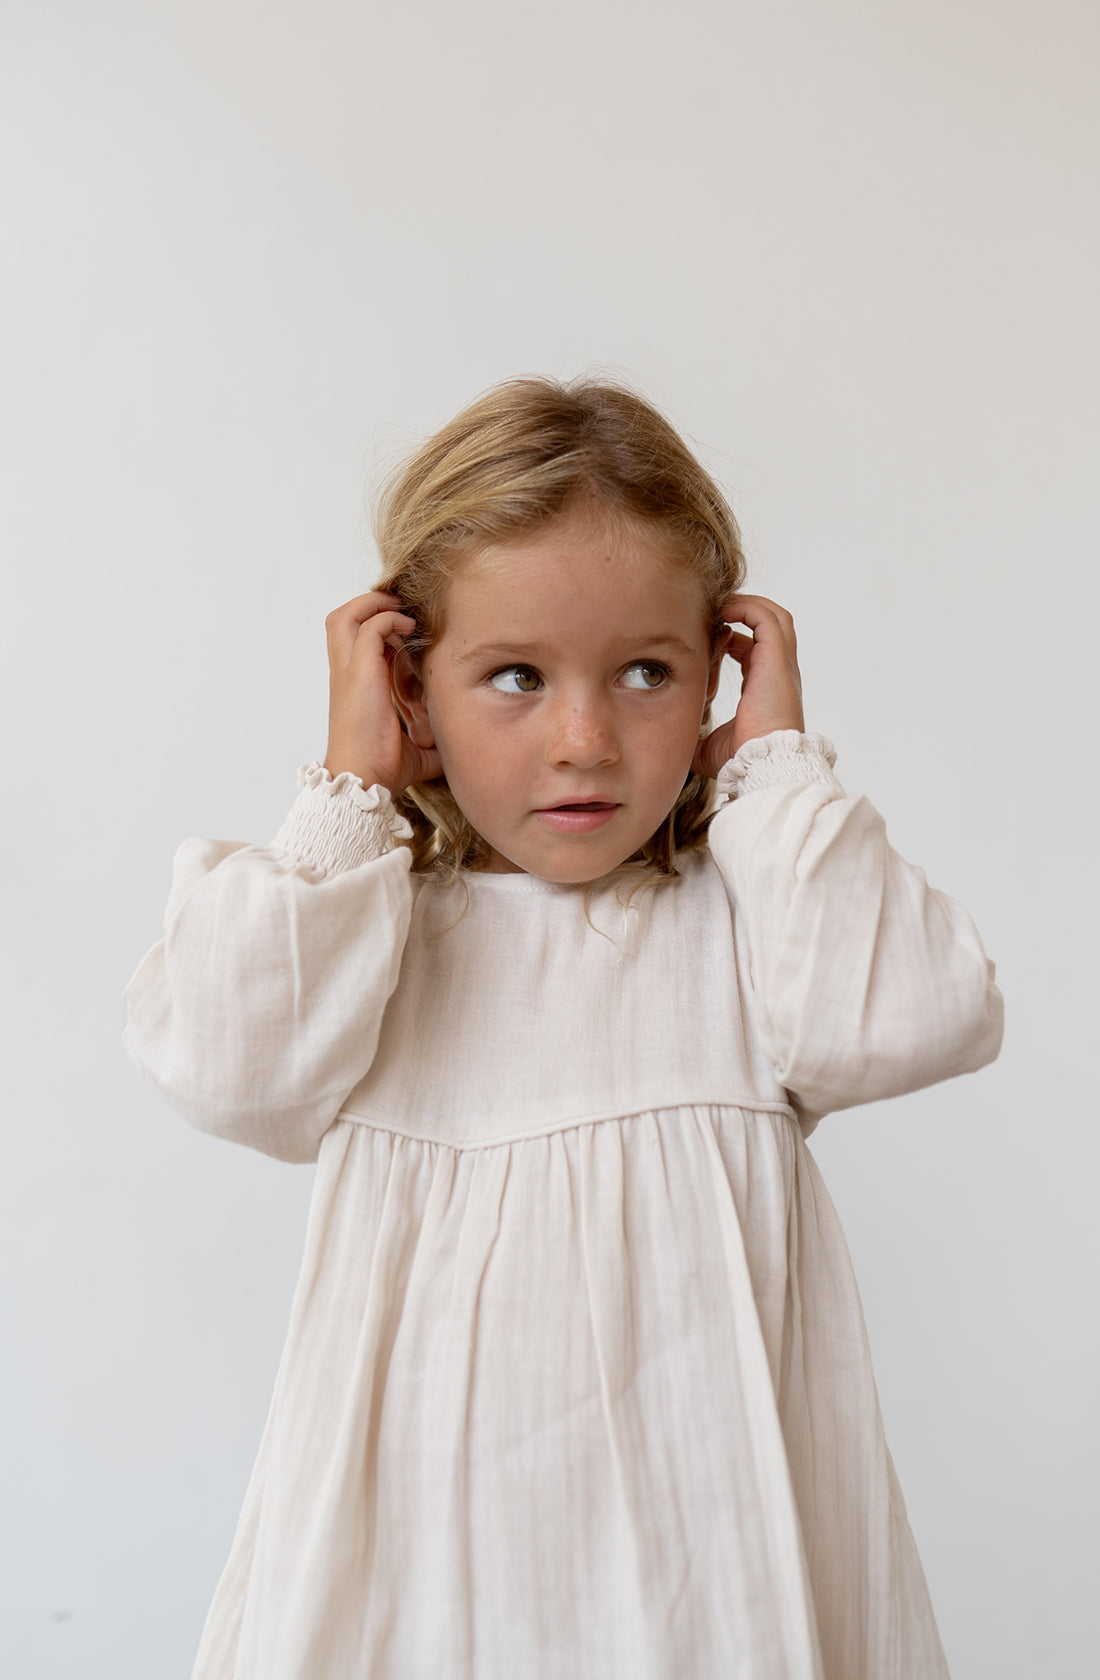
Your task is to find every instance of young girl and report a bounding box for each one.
[124,377,1002,1680]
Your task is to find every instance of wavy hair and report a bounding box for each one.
[371,375,746,887]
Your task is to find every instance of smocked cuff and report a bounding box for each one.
[270,762,413,877]
[715,730,841,803]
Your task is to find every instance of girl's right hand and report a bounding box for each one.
[323,593,444,796]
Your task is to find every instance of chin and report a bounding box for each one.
[520,850,635,886]
[481,819,654,883]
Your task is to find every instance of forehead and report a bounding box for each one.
[439,511,708,635]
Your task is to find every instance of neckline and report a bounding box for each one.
[412,853,702,895]
[458,870,587,893]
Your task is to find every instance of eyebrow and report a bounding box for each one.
[453,634,699,667]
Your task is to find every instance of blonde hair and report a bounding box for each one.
[372,375,746,885]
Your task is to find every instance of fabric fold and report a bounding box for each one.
[192,1109,947,1679]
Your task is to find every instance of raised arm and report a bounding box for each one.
[694,596,1002,1124]
[707,732,1003,1124]
[124,590,441,1163]
[123,769,415,1162]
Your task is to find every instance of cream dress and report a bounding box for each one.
[123,730,1003,1680]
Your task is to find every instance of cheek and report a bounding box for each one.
[430,698,508,784]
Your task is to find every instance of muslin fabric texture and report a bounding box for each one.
[123,730,1003,1680]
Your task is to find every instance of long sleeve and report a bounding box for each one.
[122,764,416,1163]
[707,730,1003,1127]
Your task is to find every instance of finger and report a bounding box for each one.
[723,630,755,663]
[325,591,407,637]
[717,593,794,626]
[347,610,417,674]
[716,594,797,653]
[325,592,410,667]
[331,589,407,617]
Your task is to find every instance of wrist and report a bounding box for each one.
[715,730,840,801]
[323,755,401,798]
[272,764,414,876]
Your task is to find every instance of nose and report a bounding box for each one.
[545,696,621,770]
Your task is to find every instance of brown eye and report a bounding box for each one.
[489,665,542,694]
[621,661,670,690]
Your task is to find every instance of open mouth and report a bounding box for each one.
[537,801,621,832]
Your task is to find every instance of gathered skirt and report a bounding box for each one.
[192,1103,948,1680]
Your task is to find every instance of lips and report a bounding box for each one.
[535,800,621,834]
[539,800,619,812]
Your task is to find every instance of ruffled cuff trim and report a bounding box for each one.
[270,762,413,878]
[715,730,841,803]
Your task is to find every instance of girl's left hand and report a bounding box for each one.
[692,595,806,779]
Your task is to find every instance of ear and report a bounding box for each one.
[705,625,732,706]
[390,648,436,750]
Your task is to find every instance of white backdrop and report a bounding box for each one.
[2,2,1097,1675]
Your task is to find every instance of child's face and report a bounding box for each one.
[396,511,725,882]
